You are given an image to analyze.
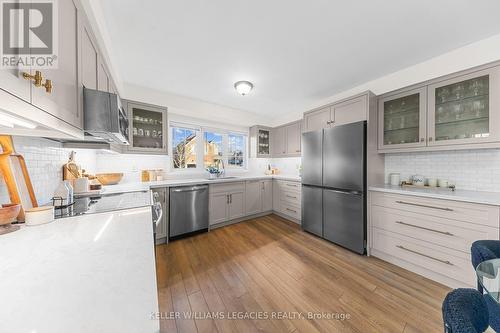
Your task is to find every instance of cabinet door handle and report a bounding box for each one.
[420,138,424,142]
[286,195,297,199]
[396,245,453,266]
[286,208,297,213]
[230,194,232,204]
[295,150,300,152]
[286,184,298,187]
[395,221,454,236]
[23,70,43,86]
[42,79,52,93]
[429,137,433,142]
[395,200,453,211]
[227,195,229,204]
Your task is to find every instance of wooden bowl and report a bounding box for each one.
[0,203,21,225]
[95,173,124,185]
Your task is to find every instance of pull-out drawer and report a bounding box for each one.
[280,202,301,220]
[281,189,301,207]
[372,206,499,253]
[371,192,500,227]
[372,228,475,286]
[276,180,301,193]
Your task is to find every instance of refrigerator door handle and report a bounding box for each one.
[324,188,362,196]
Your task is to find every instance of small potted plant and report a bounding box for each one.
[206,165,221,179]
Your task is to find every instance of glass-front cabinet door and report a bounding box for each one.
[127,101,168,154]
[258,129,270,156]
[428,67,500,146]
[378,87,427,150]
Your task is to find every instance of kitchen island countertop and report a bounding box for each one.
[0,206,159,333]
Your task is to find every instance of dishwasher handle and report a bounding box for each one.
[171,185,208,193]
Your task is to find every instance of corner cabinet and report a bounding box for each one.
[125,100,168,154]
[378,64,500,153]
[378,87,427,150]
[249,126,272,158]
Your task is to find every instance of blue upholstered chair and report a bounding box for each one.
[442,288,489,333]
[471,240,500,331]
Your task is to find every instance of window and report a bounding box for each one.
[228,133,245,167]
[172,126,197,169]
[204,131,223,168]
[170,123,247,171]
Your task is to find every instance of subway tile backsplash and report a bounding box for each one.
[385,149,500,191]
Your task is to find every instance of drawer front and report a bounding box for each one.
[276,180,301,193]
[210,182,245,194]
[372,228,475,286]
[280,189,301,207]
[371,192,500,227]
[372,206,499,253]
[280,202,301,220]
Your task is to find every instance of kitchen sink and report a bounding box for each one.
[205,176,239,180]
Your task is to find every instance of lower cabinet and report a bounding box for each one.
[273,180,301,222]
[369,191,500,288]
[209,182,245,225]
[245,179,273,215]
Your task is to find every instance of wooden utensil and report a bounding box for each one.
[0,136,38,221]
[95,173,123,185]
[63,151,80,180]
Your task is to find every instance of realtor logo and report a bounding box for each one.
[1,0,58,68]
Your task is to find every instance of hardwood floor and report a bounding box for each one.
[155,214,450,333]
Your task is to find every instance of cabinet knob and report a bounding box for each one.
[420,138,424,142]
[429,137,433,142]
[42,79,52,93]
[22,70,43,86]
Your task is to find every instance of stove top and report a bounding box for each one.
[54,191,152,219]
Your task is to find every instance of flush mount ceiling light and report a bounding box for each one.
[234,81,253,96]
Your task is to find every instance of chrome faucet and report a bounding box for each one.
[217,159,226,178]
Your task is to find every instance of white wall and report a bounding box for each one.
[272,33,500,126]
[385,149,500,192]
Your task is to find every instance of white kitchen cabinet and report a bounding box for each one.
[210,192,230,225]
[369,190,500,288]
[428,66,500,147]
[31,0,81,129]
[272,126,286,156]
[80,22,98,90]
[285,121,301,155]
[262,180,273,212]
[245,179,273,215]
[304,93,369,133]
[228,191,245,220]
[272,180,301,222]
[249,126,272,158]
[209,182,246,225]
[245,180,262,215]
[304,106,331,132]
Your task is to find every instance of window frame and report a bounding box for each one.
[169,122,248,172]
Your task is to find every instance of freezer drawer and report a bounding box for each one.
[169,185,209,238]
[301,185,323,237]
[323,189,365,254]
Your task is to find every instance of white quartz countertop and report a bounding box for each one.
[103,174,301,194]
[369,184,500,206]
[0,207,160,333]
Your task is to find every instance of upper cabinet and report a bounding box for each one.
[32,0,81,129]
[249,126,272,158]
[272,120,301,157]
[304,94,368,133]
[428,67,500,147]
[378,87,427,150]
[378,64,500,153]
[272,125,286,156]
[126,100,168,154]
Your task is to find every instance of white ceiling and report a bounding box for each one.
[100,0,500,118]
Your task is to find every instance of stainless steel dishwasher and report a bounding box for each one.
[169,185,209,239]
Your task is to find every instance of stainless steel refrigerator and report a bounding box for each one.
[301,121,366,254]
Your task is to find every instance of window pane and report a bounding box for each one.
[204,132,223,168]
[228,134,245,167]
[172,127,197,169]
